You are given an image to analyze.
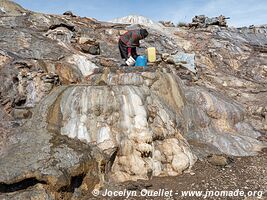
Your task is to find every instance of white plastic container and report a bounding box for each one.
[126,56,136,66]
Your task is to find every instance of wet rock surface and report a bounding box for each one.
[0,1,266,199]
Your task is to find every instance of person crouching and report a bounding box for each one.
[118,28,148,66]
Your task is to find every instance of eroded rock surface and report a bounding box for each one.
[0,1,266,199]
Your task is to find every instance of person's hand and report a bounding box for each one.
[139,41,147,49]
[139,45,147,49]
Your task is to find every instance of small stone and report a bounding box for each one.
[78,37,95,45]
[12,108,32,119]
[161,53,170,60]
[81,44,100,55]
[165,57,175,64]
[144,79,153,87]
[207,154,230,166]
[159,21,175,27]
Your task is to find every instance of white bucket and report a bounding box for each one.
[126,56,136,66]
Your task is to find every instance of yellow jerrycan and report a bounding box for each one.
[147,47,156,62]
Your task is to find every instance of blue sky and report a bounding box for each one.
[14,0,267,27]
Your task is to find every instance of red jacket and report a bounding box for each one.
[119,29,143,47]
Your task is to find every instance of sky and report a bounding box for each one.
[13,0,267,27]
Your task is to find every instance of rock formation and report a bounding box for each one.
[189,15,229,28]
[0,1,266,199]
[159,21,175,27]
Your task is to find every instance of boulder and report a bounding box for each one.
[63,11,76,17]
[0,88,105,193]
[55,63,82,84]
[189,15,229,28]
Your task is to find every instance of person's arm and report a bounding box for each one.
[128,47,131,57]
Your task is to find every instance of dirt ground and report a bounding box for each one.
[85,150,267,200]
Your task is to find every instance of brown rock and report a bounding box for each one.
[63,11,76,17]
[78,37,94,45]
[12,108,32,119]
[81,44,100,55]
[99,58,118,68]
[0,54,10,67]
[207,155,231,166]
[55,63,81,84]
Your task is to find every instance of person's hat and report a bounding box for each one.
[140,29,148,39]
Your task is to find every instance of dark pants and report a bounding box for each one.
[118,39,138,60]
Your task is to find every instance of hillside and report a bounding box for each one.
[0,1,266,199]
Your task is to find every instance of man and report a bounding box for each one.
[118,28,148,66]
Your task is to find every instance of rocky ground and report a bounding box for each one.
[0,1,266,200]
[1,151,266,199]
[87,150,267,200]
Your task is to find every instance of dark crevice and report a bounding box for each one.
[59,174,85,193]
[14,98,26,107]
[106,150,118,172]
[49,23,75,32]
[0,178,46,193]
[12,76,19,84]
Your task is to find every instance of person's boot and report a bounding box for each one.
[120,59,127,67]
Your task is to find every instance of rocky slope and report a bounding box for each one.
[0,1,266,199]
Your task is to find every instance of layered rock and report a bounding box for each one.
[45,72,197,182]
[0,1,266,199]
